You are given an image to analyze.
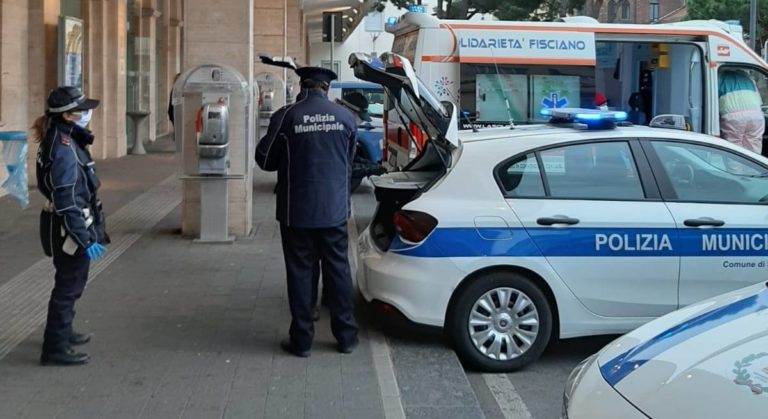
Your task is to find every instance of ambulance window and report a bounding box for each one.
[539,142,645,200]
[651,141,768,204]
[497,153,546,197]
[460,64,595,127]
[392,31,418,64]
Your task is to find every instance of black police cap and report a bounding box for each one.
[340,92,372,122]
[47,86,100,114]
[295,67,337,85]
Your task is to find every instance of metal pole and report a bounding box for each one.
[750,0,757,50]
[284,0,287,99]
[330,14,335,72]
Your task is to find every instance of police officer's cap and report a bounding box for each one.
[296,67,337,86]
[340,92,372,122]
[47,86,100,114]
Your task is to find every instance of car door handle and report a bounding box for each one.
[683,218,725,227]
[536,216,580,226]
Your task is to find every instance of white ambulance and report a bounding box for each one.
[383,12,768,169]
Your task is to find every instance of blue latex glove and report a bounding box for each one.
[86,243,107,261]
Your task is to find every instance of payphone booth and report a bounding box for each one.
[172,64,256,242]
[256,72,285,132]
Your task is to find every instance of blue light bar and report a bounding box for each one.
[542,108,628,128]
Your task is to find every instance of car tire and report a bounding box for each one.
[449,271,553,372]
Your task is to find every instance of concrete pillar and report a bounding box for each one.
[158,0,182,136]
[253,0,306,100]
[84,0,127,159]
[0,0,30,132]
[27,0,59,126]
[182,0,254,238]
[139,0,159,142]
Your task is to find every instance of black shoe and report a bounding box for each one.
[69,332,92,346]
[338,338,359,354]
[40,348,90,366]
[280,339,310,358]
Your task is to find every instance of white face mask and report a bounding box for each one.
[74,109,92,128]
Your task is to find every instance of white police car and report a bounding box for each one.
[349,52,768,372]
[563,281,768,418]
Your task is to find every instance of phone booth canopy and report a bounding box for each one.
[172,64,254,178]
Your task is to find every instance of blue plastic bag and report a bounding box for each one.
[0,131,29,209]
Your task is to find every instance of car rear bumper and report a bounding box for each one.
[357,227,465,327]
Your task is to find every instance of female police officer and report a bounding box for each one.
[33,86,108,366]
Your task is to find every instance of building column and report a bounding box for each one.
[0,0,30,132]
[158,0,182,136]
[182,0,254,238]
[139,0,159,142]
[84,0,127,159]
[27,0,59,127]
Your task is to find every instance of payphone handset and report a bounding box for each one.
[199,101,230,145]
[196,97,230,174]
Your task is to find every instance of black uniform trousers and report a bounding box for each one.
[280,223,358,351]
[43,243,90,353]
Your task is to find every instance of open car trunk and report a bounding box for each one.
[348,52,459,250]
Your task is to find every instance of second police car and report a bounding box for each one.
[563,281,768,418]
[350,52,768,372]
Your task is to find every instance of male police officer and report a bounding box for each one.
[255,67,359,357]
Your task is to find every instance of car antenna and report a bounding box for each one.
[490,48,516,130]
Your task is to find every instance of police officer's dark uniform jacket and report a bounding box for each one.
[255,68,359,355]
[256,88,357,227]
[37,122,107,256]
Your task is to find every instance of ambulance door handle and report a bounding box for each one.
[537,216,580,226]
[683,218,725,227]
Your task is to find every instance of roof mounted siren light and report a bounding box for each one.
[649,114,692,131]
[541,108,629,130]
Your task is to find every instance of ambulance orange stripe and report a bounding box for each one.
[437,23,767,68]
[422,56,596,65]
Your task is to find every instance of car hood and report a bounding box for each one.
[597,282,768,418]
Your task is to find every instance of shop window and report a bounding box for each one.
[321,60,341,76]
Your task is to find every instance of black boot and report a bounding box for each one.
[40,347,90,366]
[280,339,310,358]
[338,338,359,355]
[69,332,92,346]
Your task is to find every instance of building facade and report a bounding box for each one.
[595,0,687,24]
[0,0,371,236]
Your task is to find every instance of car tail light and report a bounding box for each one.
[393,210,438,243]
[409,122,427,152]
[383,111,389,160]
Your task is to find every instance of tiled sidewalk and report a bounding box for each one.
[0,154,385,419]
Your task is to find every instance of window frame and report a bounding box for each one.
[649,0,660,22]
[640,138,768,205]
[620,0,631,21]
[493,138,662,202]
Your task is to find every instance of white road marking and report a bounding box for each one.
[483,373,534,419]
[349,203,406,419]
